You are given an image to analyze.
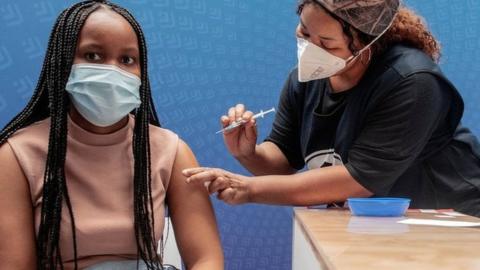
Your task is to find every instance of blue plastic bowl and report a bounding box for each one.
[347,198,411,217]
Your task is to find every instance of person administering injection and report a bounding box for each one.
[184,0,480,217]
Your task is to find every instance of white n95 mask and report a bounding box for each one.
[65,63,142,127]
[297,23,391,82]
[297,38,352,82]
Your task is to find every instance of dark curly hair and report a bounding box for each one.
[298,1,441,62]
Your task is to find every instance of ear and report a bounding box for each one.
[349,28,365,53]
[360,47,372,65]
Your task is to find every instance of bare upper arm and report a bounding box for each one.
[166,140,223,270]
[0,142,36,269]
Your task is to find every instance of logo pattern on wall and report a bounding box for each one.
[0,1,479,269]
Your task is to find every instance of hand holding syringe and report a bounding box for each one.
[216,107,275,134]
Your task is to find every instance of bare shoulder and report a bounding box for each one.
[0,142,36,269]
[0,141,29,194]
[0,142,23,176]
[168,139,199,193]
[173,139,197,169]
[177,139,195,157]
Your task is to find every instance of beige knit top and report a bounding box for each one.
[7,115,179,269]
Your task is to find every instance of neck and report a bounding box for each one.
[329,52,371,93]
[69,107,129,135]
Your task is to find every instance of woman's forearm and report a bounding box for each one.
[248,165,372,205]
[236,142,296,176]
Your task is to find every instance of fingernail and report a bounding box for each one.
[186,177,191,183]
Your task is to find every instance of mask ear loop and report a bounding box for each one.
[345,46,371,66]
[360,47,372,66]
[344,16,394,66]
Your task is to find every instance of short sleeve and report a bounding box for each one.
[345,73,452,195]
[265,72,305,170]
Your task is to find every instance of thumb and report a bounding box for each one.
[217,187,236,203]
[244,119,257,142]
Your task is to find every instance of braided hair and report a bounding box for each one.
[0,1,163,269]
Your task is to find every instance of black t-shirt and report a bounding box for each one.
[267,70,452,169]
[266,46,480,216]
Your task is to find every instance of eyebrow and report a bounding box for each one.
[121,46,140,54]
[300,19,336,41]
[78,42,139,54]
[78,43,103,50]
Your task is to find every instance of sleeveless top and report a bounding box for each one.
[7,115,179,269]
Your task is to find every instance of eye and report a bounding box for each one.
[121,56,135,65]
[320,41,336,50]
[85,52,101,61]
[300,28,310,38]
[320,42,329,48]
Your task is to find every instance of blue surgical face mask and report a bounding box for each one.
[65,63,142,127]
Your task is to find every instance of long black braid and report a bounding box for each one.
[107,2,163,269]
[0,1,163,269]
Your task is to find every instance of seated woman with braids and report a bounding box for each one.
[0,1,223,269]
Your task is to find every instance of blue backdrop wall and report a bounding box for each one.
[1,1,479,269]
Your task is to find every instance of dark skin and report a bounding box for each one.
[295,3,369,93]
[73,9,224,268]
[183,3,372,205]
[217,4,372,170]
[0,7,223,269]
[69,6,140,134]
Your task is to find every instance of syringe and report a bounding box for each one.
[216,107,276,134]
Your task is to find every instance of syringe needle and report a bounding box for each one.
[216,107,275,134]
[215,120,245,134]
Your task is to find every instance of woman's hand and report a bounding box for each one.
[183,167,252,205]
[221,104,257,159]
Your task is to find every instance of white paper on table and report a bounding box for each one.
[442,211,467,217]
[419,209,439,213]
[434,215,455,218]
[398,218,480,227]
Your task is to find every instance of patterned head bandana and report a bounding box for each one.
[314,0,400,36]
